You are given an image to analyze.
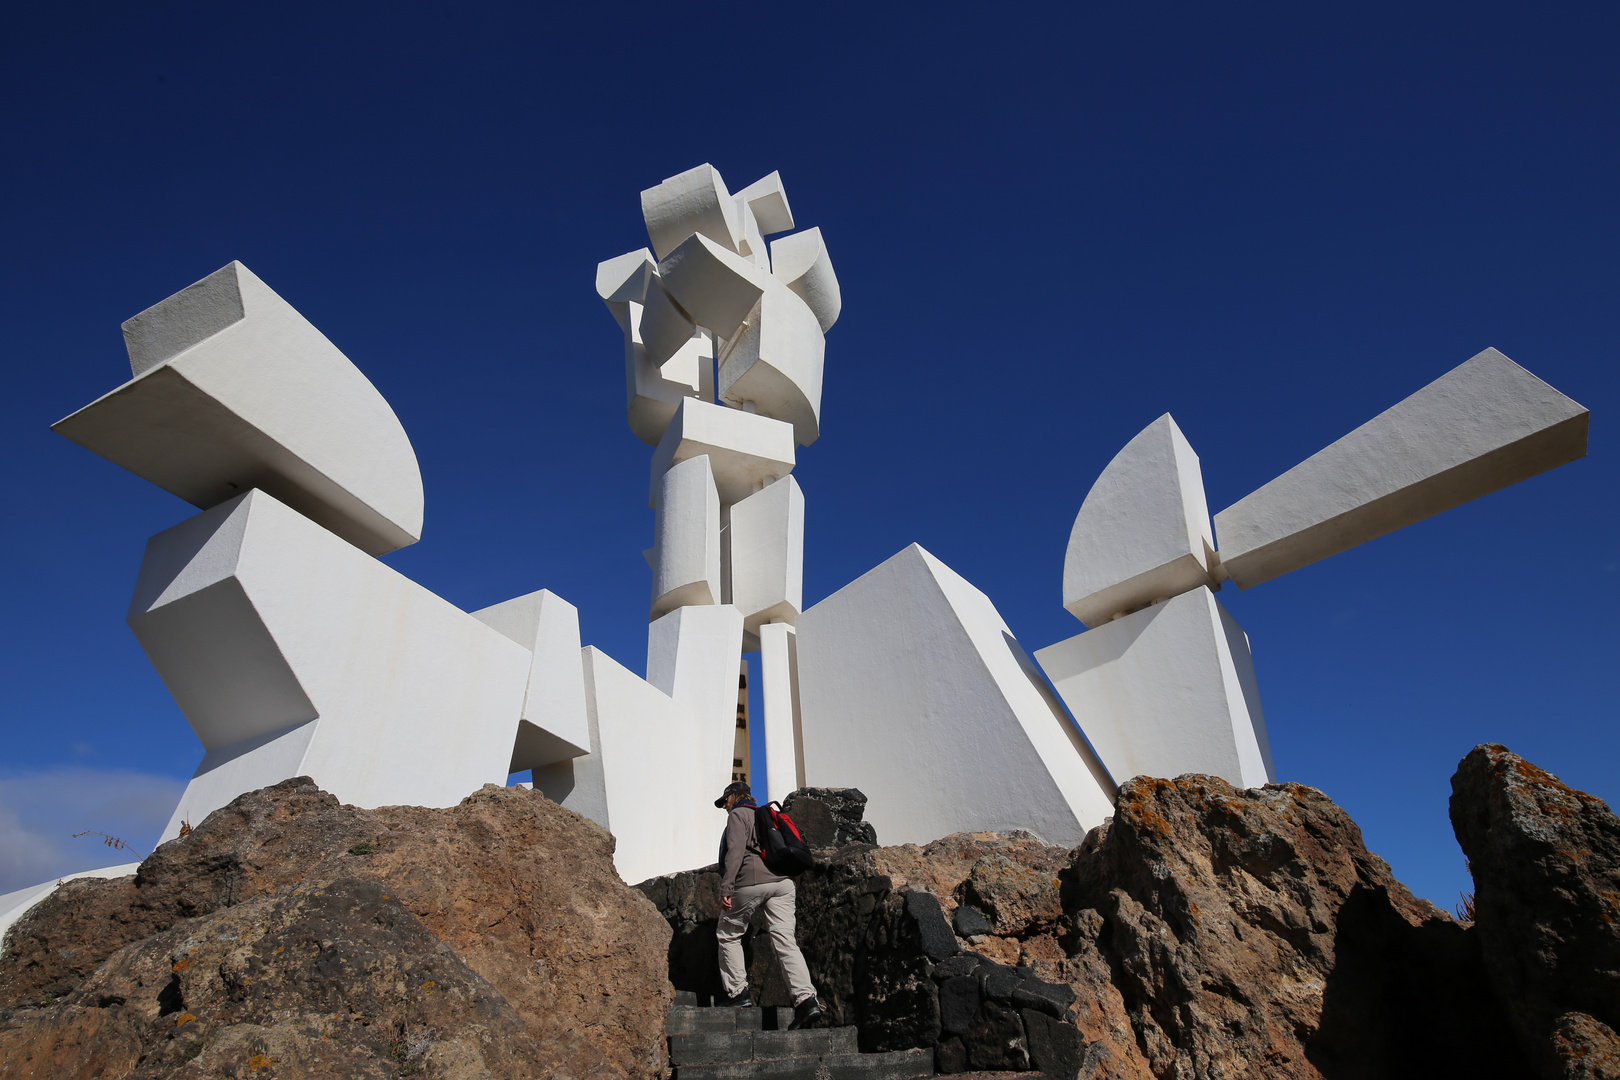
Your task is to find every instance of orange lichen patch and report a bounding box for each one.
[248,1054,276,1069]
[420,980,438,991]
[174,1013,197,1026]
[172,959,190,973]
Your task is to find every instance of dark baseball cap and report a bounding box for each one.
[714,780,751,808]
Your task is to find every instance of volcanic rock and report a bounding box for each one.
[1451,743,1620,1078]
[0,777,672,1079]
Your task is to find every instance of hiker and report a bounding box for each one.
[713,780,823,1029]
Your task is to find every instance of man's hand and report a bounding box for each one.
[721,895,733,911]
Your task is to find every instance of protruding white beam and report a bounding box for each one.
[647,603,746,805]
[736,171,795,235]
[1063,414,1216,628]
[641,163,742,260]
[1214,348,1590,589]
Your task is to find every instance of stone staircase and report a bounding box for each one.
[667,992,935,1079]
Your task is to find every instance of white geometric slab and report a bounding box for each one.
[650,454,722,617]
[641,163,742,261]
[759,621,805,803]
[1063,413,1217,628]
[796,544,1117,848]
[716,278,826,447]
[770,227,841,333]
[729,475,805,634]
[53,262,425,556]
[129,489,530,841]
[1036,587,1274,790]
[736,171,795,235]
[647,604,746,806]
[648,397,796,507]
[471,589,592,771]
[1214,348,1589,589]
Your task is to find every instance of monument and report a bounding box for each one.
[0,167,1592,934]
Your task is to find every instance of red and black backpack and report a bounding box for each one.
[753,802,818,876]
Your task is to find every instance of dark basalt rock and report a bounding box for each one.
[1452,743,1620,1078]
[781,788,878,851]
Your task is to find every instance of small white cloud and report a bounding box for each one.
[0,767,186,894]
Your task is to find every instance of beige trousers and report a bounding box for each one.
[716,878,815,1005]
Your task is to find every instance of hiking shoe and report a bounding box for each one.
[788,997,823,1030]
[718,990,752,1008]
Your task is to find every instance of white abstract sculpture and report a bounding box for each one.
[1213,348,1589,589]
[795,545,1118,847]
[31,174,1594,901]
[1037,346,1587,792]
[54,266,593,863]
[594,162,840,825]
[53,262,424,556]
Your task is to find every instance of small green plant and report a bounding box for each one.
[348,840,378,856]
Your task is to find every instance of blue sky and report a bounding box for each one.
[2,2,1615,906]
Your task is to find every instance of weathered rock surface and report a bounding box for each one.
[1452,743,1620,1079]
[0,777,672,1079]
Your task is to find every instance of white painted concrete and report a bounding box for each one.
[1036,588,1274,790]
[581,646,723,882]
[770,227,841,333]
[796,544,1117,848]
[1215,348,1590,589]
[53,262,424,556]
[598,250,707,446]
[659,232,767,341]
[650,454,722,617]
[472,589,592,772]
[649,398,796,507]
[1,863,142,948]
[729,476,806,634]
[1063,414,1217,628]
[641,163,742,260]
[130,489,531,841]
[647,604,746,803]
[639,276,699,369]
[715,278,826,447]
[759,621,805,803]
[736,171,795,235]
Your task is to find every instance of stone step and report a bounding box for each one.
[668,1003,795,1034]
[669,1026,858,1064]
[671,1046,934,1080]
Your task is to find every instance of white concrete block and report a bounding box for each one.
[729,476,805,634]
[648,397,796,507]
[620,304,706,447]
[650,454,722,617]
[659,232,767,341]
[129,490,531,840]
[1,863,142,947]
[734,197,771,271]
[580,646,721,882]
[1035,588,1273,789]
[641,163,741,260]
[796,544,1118,848]
[595,247,658,326]
[639,276,699,368]
[736,171,795,235]
[716,280,826,447]
[647,604,746,803]
[1063,414,1216,628]
[769,227,841,333]
[1214,348,1590,589]
[472,589,591,771]
[53,262,424,556]
[759,621,804,803]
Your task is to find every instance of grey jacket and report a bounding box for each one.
[718,801,786,899]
